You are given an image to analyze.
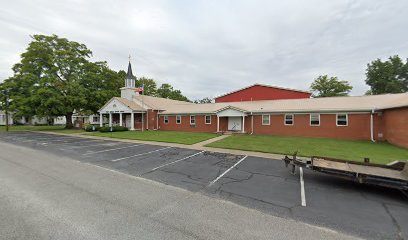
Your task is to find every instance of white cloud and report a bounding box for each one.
[1,0,408,100]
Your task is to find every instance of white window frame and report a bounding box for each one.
[336,113,348,126]
[164,115,169,124]
[205,115,211,124]
[310,113,320,126]
[190,115,196,125]
[284,114,294,125]
[262,114,270,125]
[176,115,181,124]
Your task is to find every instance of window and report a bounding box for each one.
[164,116,169,124]
[190,115,196,125]
[284,114,294,125]
[176,115,181,124]
[262,114,270,125]
[310,114,320,126]
[205,115,211,124]
[336,114,348,126]
[93,116,98,122]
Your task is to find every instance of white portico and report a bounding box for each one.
[98,97,146,130]
[215,106,247,133]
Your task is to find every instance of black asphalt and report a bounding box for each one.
[0,131,406,240]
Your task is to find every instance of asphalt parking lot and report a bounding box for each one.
[0,131,407,240]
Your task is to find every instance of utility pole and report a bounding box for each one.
[5,90,9,132]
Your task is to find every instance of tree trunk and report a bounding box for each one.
[65,112,73,129]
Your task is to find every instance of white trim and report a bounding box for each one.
[309,113,320,126]
[336,113,348,127]
[205,115,211,124]
[164,115,169,124]
[262,114,270,125]
[284,114,294,125]
[190,115,196,125]
[176,115,181,124]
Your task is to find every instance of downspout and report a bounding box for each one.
[370,109,376,142]
[250,112,254,135]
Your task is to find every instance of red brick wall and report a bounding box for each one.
[158,115,218,133]
[215,85,311,103]
[252,113,373,140]
[383,107,408,148]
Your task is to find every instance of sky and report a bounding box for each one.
[1,0,408,100]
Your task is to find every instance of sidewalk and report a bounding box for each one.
[38,131,288,160]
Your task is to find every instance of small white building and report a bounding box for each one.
[0,110,13,126]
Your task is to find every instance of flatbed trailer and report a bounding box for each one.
[283,154,408,191]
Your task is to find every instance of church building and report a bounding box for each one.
[98,61,408,149]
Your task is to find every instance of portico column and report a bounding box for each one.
[217,116,220,132]
[109,113,112,127]
[242,116,245,133]
[119,113,123,127]
[130,112,135,130]
[99,113,103,127]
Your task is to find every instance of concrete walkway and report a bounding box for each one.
[37,131,290,160]
[191,134,230,147]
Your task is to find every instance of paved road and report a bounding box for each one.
[1,132,407,239]
[0,141,357,240]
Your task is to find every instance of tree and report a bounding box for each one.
[157,83,189,102]
[365,55,408,94]
[6,34,123,128]
[310,75,353,97]
[194,97,213,104]
[136,77,157,96]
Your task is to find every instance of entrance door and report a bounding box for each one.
[228,117,242,131]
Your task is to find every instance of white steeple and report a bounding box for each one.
[121,56,138,100]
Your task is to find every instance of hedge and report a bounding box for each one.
[85,125,100,132]
[99,126,129,132]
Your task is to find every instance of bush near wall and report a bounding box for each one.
[99,126,129,132]
[85,125,101,132]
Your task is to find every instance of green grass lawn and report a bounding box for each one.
[206,134,408,164]
[89,131,218,145]
[0,125,85,134]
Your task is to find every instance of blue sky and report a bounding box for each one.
[1,0,407,100]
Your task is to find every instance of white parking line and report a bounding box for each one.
[300,167,306,207]
[59,142,119,150]
[151,151,205,171]
[208,155,248,187]
[111,147,171,162]
[83,144,143,155]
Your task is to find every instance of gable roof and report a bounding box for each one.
[215,83,311,99]
[132,95,194,110]
[98,97,146,112]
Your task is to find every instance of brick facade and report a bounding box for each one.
[382,107,408,148]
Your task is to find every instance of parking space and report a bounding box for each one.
[0,131,407,239]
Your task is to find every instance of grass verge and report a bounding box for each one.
[89,130,218,145]
[206,134,408,164]
[0,125,85,134]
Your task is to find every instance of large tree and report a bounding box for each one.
[6,34,123,128]
[194,97,212,104]
[365,55,408,94]
[310,75,353,97]
[157,83,189,102]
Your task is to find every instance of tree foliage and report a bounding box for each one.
[365,55,408,94]
[2,34,123,128]
[194,97,213,104]
[310,75,353,97]
[156,83,189,102]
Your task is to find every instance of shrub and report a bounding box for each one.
[99,126,129,132]
[85,125,100,132]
